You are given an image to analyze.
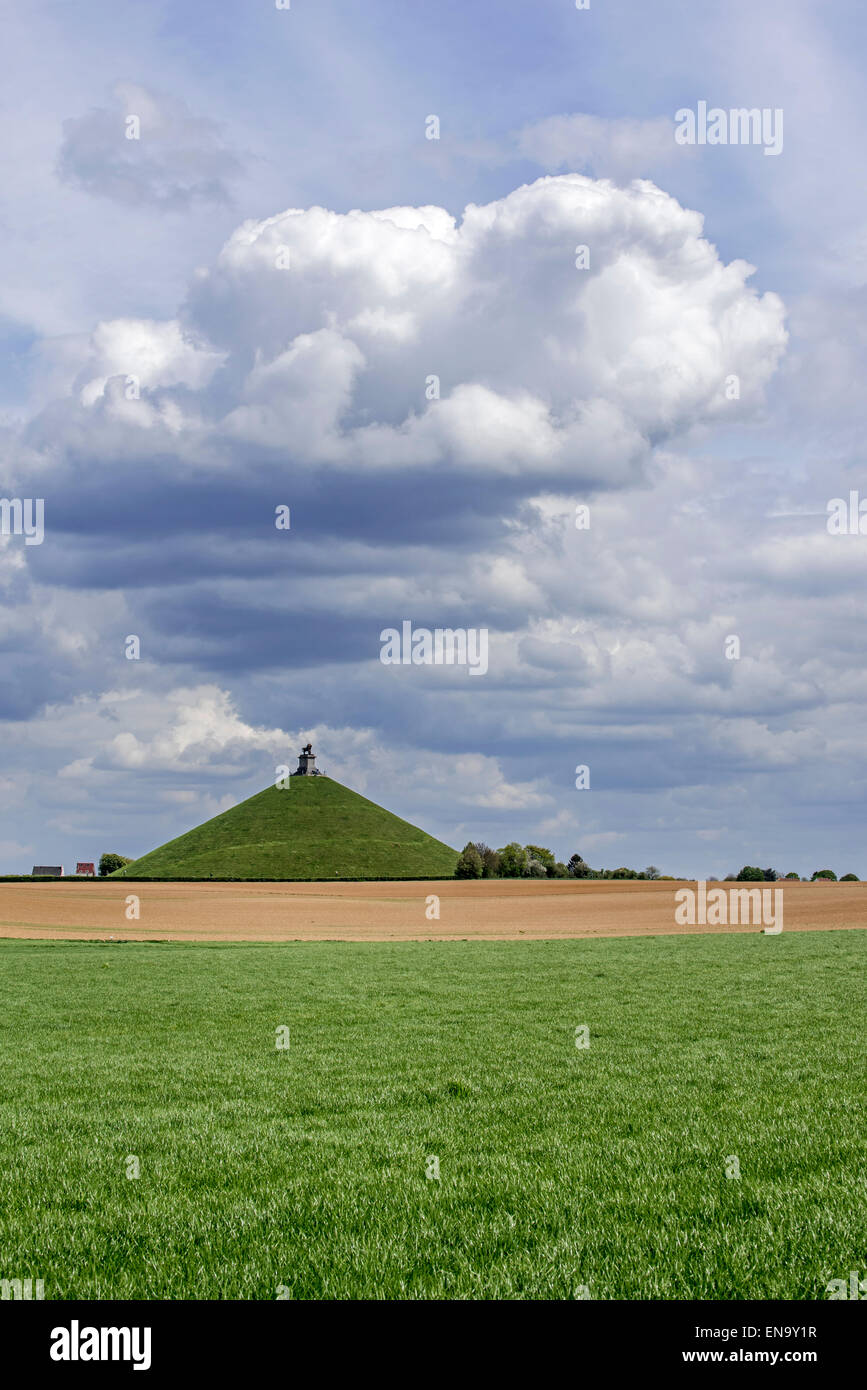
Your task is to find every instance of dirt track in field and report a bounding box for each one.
[0,878,864,942]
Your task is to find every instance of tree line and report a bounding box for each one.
[724,867,859,882]
[455,850,861,882]
[455,842,662,880]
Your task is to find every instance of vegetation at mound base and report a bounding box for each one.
[0,932,862,1299]
[112,776,458,881]
[455,842,663,880]
[99,853,132,876]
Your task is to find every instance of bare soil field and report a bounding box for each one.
[0,878,864,942]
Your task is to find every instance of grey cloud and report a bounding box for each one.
[57,83,244,210]
[516,113,685,180]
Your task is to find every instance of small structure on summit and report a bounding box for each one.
[291,743,323,776]
[76,862,96,877]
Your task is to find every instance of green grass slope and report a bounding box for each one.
[113,775,458,880]
[0,932,863,1298]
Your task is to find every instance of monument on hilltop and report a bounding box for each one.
[291,742,322,776]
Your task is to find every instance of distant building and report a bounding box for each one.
[32,866,63,877]
[76,863,95,877]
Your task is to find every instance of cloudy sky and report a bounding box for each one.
[1,0,865,878]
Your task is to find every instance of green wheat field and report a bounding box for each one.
[0,932,863,1300]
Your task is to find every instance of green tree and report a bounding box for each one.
[784,872,800,880]
[472,843,501,878]
[811,869,837,881]
[99,853,132,877]
[455,843,483,879]
[644,865,661,880]
[567,853,592,879]
[840,873,859,881]
[497,843,527,878]
[737,866,765,882]
[525,845,556,877]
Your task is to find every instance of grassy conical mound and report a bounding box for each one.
[113,776,458,880]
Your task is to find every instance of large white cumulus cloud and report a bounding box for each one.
[47,174,785,486]
[189,175,786,477]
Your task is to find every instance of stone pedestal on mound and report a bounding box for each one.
[291,747,322,776]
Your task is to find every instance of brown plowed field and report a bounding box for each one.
[0,878,864,942]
